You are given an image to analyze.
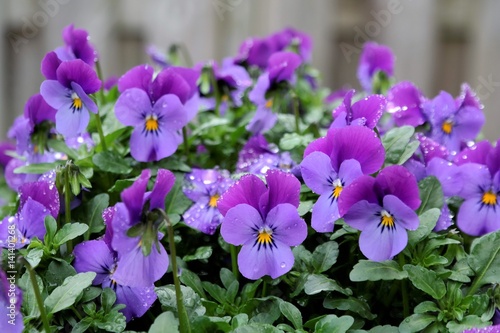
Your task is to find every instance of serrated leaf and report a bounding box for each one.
[404,265,446,299]
[312,241,339,273]
[468,230,500,289]
[417,176,443,215]
[44,272,96,315]
[350,260,408,282]
[279,301,303,329]
[149,312,179,333]
[382,126,414,165]
[304,274,351,296]
[92,151,132,174]
[53,223,88,246]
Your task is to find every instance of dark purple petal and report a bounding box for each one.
[359,216,409,261]
[60,24,96,65]
[267,51,301,83]
[18,197,48,241]
[434,204,453,232]
[0,270,24,333]
[350,94,386,129]
[0,141,15,167]
[24,93,56,126]
[387,81,426,127]
[311,194,340,233]
[170,66,201,99]
[73,240,115,285]
[266,203,306,246]
[108,282,156,321]
[151,67,192,103]
[487,139,500,176]
[218,174,267,216]
[112,242,169,287]
[221,203,262,245]
[342,200,381,231]
[329,126,385,174]
[56,59,100,93]
[383,195,419,230]
[238,238,294,280]
[121,170,150,223]
[40,51,62,80]
[9,116,31,154]
[338,175,378,216]
[374,165,421,210]
[304,135,333,157]
[183,204,222,235]
[357,42,395,92]
[262,170,301,214]
[236,37,276,69]
[454,140,492,166]
[300,151,336,195]
[332,90,354,119]
[19,180,60,218]
[149,169,175,211]
[457,198,499,236]
[457,83,482,110]
[102,206,116,246]
[40,80,71,110]
[115,88,152,127]
[118,64,154,94]
[454,106,485,140]
[416,133,449,164]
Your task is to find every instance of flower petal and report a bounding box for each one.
[221,203,263,245]
[108,282,156,321]
[387,81,425,127]
[18,198,49,240]
[115,88,152,127]
[152,94,188,131]
[311,194,339,233]
[350,94,386,129]
[238,239,294,280]
[383,195,419,230]
[342,200,381,231]
[266,203,307,246]
[40,80,71,110]
[71,82,97,113]
[56,59,100,93]
[359,218,408,261]
[338,175,378,216]
[73,240,114,285]
[300,151,336,195]
[121,170,150,224]
[375,165,421,210]
[55,101,90,137]
[41,51,62,80]
[183,203,222,235]
[117,64,154,94]
[218,174,267,216]
[19,180,60,219]
[262,170,301,214]
[149,169,175,211]
[457,198,499,236]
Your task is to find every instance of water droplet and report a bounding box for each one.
[280,262,286,268]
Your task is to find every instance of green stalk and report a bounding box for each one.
[292,92,300,133]
[64,165,73,254]
[261,280,268,298]
[230,245,239,280]
[398,254,409,318]
[210,67,221,117]
[24,259,51,333]
[161,210,191,333]
[94,61,108,151]
[182,127,191,165]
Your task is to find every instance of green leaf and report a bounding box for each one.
[350,260,408,282]
[92,151,132,174]
[232,313,249,329]
[414,301,440,314]
[73,193,109,238]
[398,314,435,333]
[165,173,192,216]
[47,139,79,160]
[25,248,44,269]
[109,179,136,193]
[404,265,446,300]
[95,310,127,333]
[45,260,76,289]
[14,162,63,174]
[314,314,354,333]
[304,274,351,296]
[155,285,206,320]
[202,281,227,304]
[241,296,281,325]
[19,271,44,319]
[279,133,314,150]
[179,269,207,299]
[80,286,101,303]
[72,318,93,333]
[312,241,339,273]
[417,176,444,215]
[323,297,376,320]
[468,230,500,289]
[101,288,117,313]
[183,246,213,262]
[382,126,415,165]
[232,323,283,333]
[191,118,230,137]
[149,312,179,333]
[408,208,440,245]
[297,200,313,216]
[220,268,236,290]
[44,272,96,315]
[397,140,420,165]
[279,301,303,329]
[445,315,490,333]
[43,215,57,246]
[53,223,88,246]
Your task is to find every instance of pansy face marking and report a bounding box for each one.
[70,92,83,112]
[332,178,343,200]
[441,119,453,135]
[208,193,220,208]
[378,210,395,232]
[143,113,160,135]
[481,189,498,207]
[254,225,276,250]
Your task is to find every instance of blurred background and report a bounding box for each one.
[1,0,500,141]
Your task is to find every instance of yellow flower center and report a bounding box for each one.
[332,179,343,199]
[441,120,453,134]
[379,210,395,230]
[221,94,229,102]
[145,114,159,132]
[265,99,273,109]
[71,92,83,111]
[482,190,497,206]
[257,226,273,247]
[208,194,220,208]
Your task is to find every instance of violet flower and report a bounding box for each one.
[182,168,234,235]
[54,24,97,65]
[0,142,15,168]
[115,65,198,161]
[40,58,101,138]
[219,170,307,280]
[301,126,385,232]
[423,90,485,152]
[0,270,23,333]
[73,207,157,321]
[357,42,395,93]
[386,81,427,127]
[330,90,386,129]
[0,180,60,248]
[338,165,421,261]
[110,169,174,287]
[462,325,500,333]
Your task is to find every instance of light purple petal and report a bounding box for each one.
[55,100,90,137]
[454,140,492,166]
[374,165,421,210]
[18,198,48,241]
[457,163,491,199]
[183,204,222,235]
[221,203,262,245]
[487,139,500,176]
[359,217,408,261]
[56,59,101,93]
[40,80,71,110]
[238,239,294,280]
[152,94,188,131]
[115,88,152,127]
[338,159,364,185]
[342,200,381,231]
[434,204,453,232]
[311,194,340,233]
[300,152,336,195]
[217,174,267,216]
[416,133,449,164]
[248,73,269,105]
[266,203,306,246]
[425,91,456,122]
[338,175,378,216]
[246,104,277,135]
[383,195,419,230]
[118,64,154,94]
[457,198,499,236]
[129,125,181,162]
[19,180,60,219]
[73,240,115,285]
[110,283,156,321]
[426,158,462,197]
[387,81,426,127]
[149,169,175,211]
[121,170,150,224]
[71,82,97,113]
[453,105,485,142]
[111,204,138,254]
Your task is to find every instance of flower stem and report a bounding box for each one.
[230,245,239,280]
[291,92,300,133]
[182,127,191,165]
[162,210,191,333]
[23,258,50,333]
[94,61,108,151]
[64,164,73,254]
[210,67,221,117]
[261,280,268,298]
[398,254,409,318]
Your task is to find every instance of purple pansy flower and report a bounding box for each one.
[146,45,171,68]
[462,325,500,333]
[73,207,157,321]
[40,58,101,138]
[0,270,23,333]
[219,170,307,280]
[115,65,198,161]
[423,91,485,152]
[0,142,15,168]
[357,42,395,93]
[236,135,295,176]
[54,24,97,65]
[339,165,421,261]
[271,28,313,63]
[182,168,234,235]
[301,126,385,232]
[331,90,386,129]
[386,81,427,127]
[110,169,174,287]
[0,180,59,248]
